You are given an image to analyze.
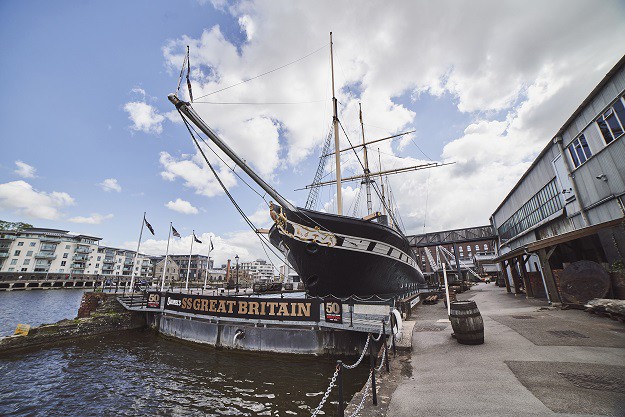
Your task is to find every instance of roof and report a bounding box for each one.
[492,54,625,219]
[22,227,69,234]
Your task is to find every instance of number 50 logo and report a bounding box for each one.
[326,302,340,314]
[324,300,342,323]
[147,292,161,308]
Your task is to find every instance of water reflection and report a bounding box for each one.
[0,330,368,416]
[0,289,87,336]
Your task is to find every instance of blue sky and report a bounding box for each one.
[1,0,624,264]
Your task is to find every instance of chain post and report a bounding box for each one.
[369,334,377,405]
[337,361,344,417]
[390,312,397,356]
[383,320,390,372]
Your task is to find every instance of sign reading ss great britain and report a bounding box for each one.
[164,292,320,321]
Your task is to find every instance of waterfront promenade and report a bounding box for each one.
[383,283,625,417]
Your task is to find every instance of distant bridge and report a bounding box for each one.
[0,272,134,291]
[407,225,497,248]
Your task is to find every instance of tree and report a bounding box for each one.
[0,220,34,231]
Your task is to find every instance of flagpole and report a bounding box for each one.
[204,237,212,291]
[185,230,194,291]
[161,222,172,292]
[129,212,146,293]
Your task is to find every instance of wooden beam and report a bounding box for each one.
[500,261,511,293]
[322,130,416,157]
[517,255,534,298]
[537,248,561,304]
[362,211,382,221]
[509,257,523,295]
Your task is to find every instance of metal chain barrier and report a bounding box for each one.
[343,334,371,369]
[310,364,340,417]
[371,325,384,342]
[347,370,373,417]
[376,346,386,372]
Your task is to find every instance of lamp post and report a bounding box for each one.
[235,254,239,293]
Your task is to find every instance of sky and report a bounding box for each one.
[1,0,624,267]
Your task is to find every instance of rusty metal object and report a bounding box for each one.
[560,261,610,305]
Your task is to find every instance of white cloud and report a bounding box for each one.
[14,161,36,178]
[0,181,75,220]
[238,15,256,41]
[165,198,199,214]
[123,101,165,134]
[158,0,625,233]
[99,178,122,193]
[69,213,114,224]
[159,147,238,197]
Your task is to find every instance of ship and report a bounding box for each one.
[169,34,439,298]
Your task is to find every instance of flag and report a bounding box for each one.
[144,218,155,235]
[193,233,202,244]
[172,225,181,238]
[210,237,214,251]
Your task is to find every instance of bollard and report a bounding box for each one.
[369,335,377,405]
[337,360,344,417]
[383,320,390,372]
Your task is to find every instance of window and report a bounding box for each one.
[467,246,471,252]
[95,263,99,268]
[66,245,70,249]
[484,244,488,251]
[63,253,68,258]
[14,250,20,256]
[8,268,14,272]
[21,268,27,272]
[26,251,33,257]
[23,259,30,265]
[475,245,479,252]
[596,97,625,145]
[17,242,24,247]
[567,135,592,168]
[10,259,17,265]
[498,178,563,241]
[29,242,36,247]
[97,256,101,261]
[61,261,66,266]
[59,269,64,272]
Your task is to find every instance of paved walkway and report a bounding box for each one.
[386,283,625,417]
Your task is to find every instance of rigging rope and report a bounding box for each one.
[194,43,329,100]
[193,100,324,105]
[178,111,286,271]
[338,120,403,231]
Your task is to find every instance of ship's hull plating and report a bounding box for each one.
[269,207,425,298]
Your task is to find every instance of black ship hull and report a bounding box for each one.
[269,206,425,298]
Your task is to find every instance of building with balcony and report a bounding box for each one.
[240,259,275,283]
[0,228,101,274]
[165,254,211,283]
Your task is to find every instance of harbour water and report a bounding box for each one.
[0,290,369,416]
[0,289,88,336]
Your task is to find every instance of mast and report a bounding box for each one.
[168,94,296,213]
[378,149,386,216]
[330,32,343,215]
[359,103,372,215]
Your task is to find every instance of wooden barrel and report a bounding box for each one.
[450,301,484,345]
